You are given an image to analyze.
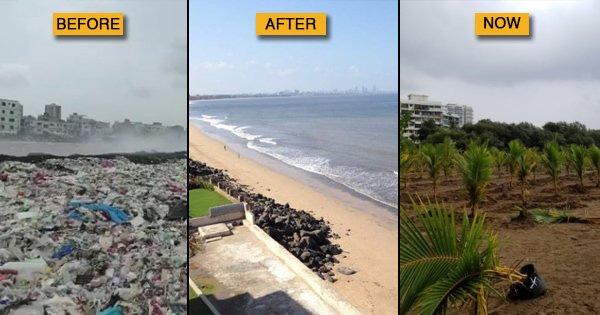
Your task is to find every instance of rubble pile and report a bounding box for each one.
[0,157,187,314]
[189,159,344,282]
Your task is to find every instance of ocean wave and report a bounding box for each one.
[191,115,262,141]
[247,141,398,208]
[258,138,277,145]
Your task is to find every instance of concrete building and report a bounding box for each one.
[41,103,62,121]
[66,113,110,138]
[22,104,110,138]
[400,94,459,139]
[113,119,171,136]
[446,103,474,127]
[0,99,23,135]
[22,115,69,137]
[400,94,473,139]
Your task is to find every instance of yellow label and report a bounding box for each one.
[475,13,529,36]
[256,13,327,36]
[53,13,124,36]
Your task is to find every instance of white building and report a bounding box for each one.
[400,94,460,139]
[0,99,23,135]
[400,94,474,139]
[446,104,474,127]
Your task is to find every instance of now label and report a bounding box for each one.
[475,13,530,36]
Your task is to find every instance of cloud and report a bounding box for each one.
[199,61,234,70]
[130,86,152,99]
[400,0,600,127]
[0,1,187,126]
[274,68,297,77]
[0,64,30,88]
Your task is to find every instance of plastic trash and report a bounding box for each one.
[507,264,548,300]
[97,306,123,315]
[52,244,74,259]
[0,258,48,281]
[0,156,186,313]
[67,201,131,224]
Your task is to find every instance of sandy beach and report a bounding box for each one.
[189,125,398,314]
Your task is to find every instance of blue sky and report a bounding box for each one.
[190,0,398,94]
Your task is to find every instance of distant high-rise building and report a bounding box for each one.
[445,104,474,127]
[0,99,23,135]
[43,103,62,121]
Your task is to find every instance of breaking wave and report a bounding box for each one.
[191,114,398,208]
[191,115,262,141]
[247,141,398,208]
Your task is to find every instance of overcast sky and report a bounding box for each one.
[400,0,600,128]
[0,0,186,126]
[190,0,398,94]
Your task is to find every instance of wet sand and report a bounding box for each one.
[189,125,398,314]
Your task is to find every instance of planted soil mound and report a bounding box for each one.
[401,170,600,313]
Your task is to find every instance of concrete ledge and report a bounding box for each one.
[209,203,245,221]
[198,223,232,240]
[190,202,246,229]
[243,218,361,315]
[189,277,221,315]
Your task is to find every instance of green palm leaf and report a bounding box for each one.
[400,201,517,314]
[456,143,493,216]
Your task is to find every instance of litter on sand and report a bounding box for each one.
[0,156,187,314]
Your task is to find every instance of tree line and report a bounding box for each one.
[406,117,600,150]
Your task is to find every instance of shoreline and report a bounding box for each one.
[189,124,398,314]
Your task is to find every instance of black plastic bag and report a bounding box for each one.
[507,264,547,300]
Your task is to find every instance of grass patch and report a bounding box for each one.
[189,188,231,218]
[189,286,198,299]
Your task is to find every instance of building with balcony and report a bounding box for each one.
[400,94,472,139]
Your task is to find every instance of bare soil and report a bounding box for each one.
[401,170,600,314]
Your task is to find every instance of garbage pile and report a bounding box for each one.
[189,159,344,283]
[0,157,187,314]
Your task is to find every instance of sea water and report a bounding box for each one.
[190,94,399,209]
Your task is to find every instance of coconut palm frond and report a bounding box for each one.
[456,143,493,216]
[507,140,526,188]
[400,203,519,315]
[570,144,587,190]
[531,208,588,224]
[541,141,563,195]
[421,143,444,198]
[440,137,458,178]
[589,145,600,187]
[400,204,460,314]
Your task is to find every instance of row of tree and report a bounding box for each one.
[410,118,600,150]
[401,137,600,216]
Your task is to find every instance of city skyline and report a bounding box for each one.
[17,99,182,126]
[190,85,395,97]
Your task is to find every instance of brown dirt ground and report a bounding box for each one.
[401,170,600,314]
